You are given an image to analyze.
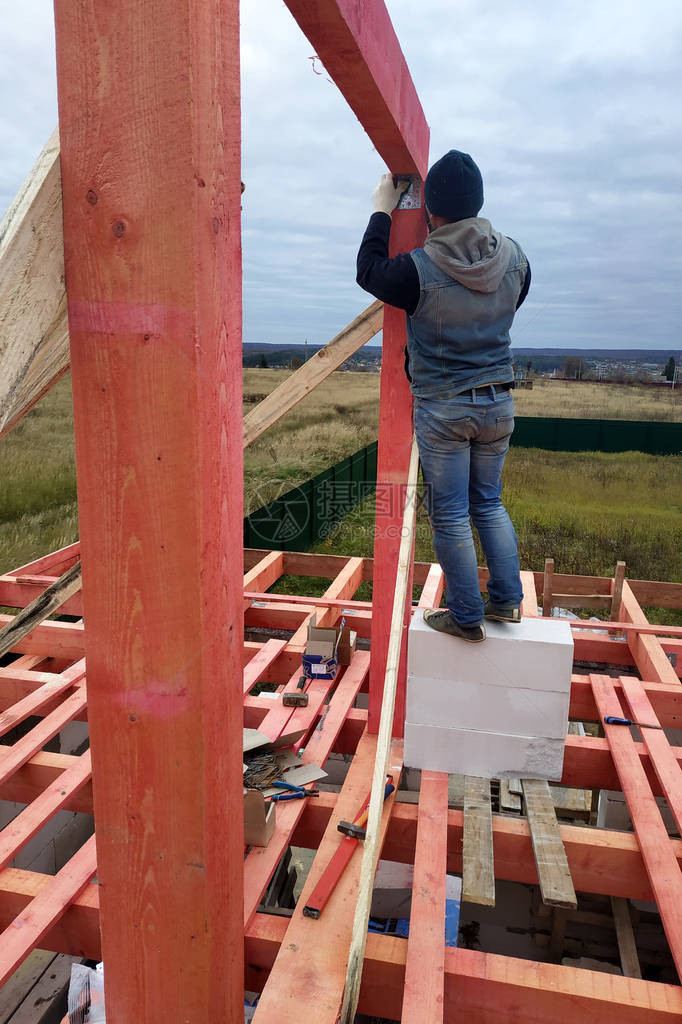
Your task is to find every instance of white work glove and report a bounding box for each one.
[372,173,408,216]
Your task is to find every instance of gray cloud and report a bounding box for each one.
[2,0,681,350]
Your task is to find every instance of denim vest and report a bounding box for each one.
[406,239,527,398]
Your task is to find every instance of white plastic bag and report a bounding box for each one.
[67,963,106,1023]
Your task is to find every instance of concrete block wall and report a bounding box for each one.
[404,611,573,780]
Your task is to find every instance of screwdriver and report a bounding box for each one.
[603,715,663,730]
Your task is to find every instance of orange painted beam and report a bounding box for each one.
[53,0,244,1020]
[253,732,403,1023]
[621,582,680,686]
[245,913,682,1023]
[620,675,682,833]
[10,543,80,578]
[592,675,682,977]
[0,835,97,987]
[283,0,429,176]
[569,674,682,727]
[293,794,676,903]
[0,752,92,871]
[369,206,427,736]
[401,771,448,1023]
[243,653,370,925]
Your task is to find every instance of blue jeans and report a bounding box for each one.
[414,387,523,626]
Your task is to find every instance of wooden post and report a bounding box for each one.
[53,1,244,1020]
[542,558,555,617]
[369,208,427,734]
[611,560,626,622]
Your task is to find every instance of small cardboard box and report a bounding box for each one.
[243,789,276,847]
[301,614,344,679]
[337,624,357,666]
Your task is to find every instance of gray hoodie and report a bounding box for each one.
[423,217,513,294]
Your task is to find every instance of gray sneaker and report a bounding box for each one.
[484,601,521,623]
[423,608,486,642]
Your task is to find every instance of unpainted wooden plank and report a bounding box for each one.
[542,558,555,617]
[548,908,567,963]
[7,953,84,1024]
[0,130,69,441]
[610,895,642,980]
[611,560,627,621]
[462,777,495,907]
[242,302,383,448]
[0,949,56,1023]
[499,778,522,813]
[520,570,539,616]
[521,778,577,909]
[340,437,419,1024]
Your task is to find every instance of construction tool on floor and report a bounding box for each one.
[603,715,664,730]
[270,781,320,802]
[283,676,309,708]
[302,777,394,919]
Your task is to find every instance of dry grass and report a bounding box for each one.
[0,378,78,573]
[1,370,680,593]
[513,379,682,421]
[243,369,378,513]
[245,371,682,423]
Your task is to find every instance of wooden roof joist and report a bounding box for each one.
[0,552,682,1019]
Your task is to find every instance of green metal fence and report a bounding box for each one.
[243,417,680,552]
[244,441,378,551]
[512,417,681,455]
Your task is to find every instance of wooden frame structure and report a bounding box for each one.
[1,0,682,1020]
[1,550,682,1020]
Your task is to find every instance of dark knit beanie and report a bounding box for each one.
[424,150,484,221]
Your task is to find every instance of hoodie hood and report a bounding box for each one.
[423,217,512,293]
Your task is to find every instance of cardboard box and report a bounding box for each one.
[243,789,276,847]
[301,614,344,679]
[337,624,357,666]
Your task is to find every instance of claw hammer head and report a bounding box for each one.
[337,820,366,840]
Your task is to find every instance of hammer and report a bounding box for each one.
[337,779,395,841]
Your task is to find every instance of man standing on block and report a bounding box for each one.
[357,150,530,642]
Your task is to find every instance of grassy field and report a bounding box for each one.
[1,372,680,610]
[314,448,682,581]
[513,378,682,421]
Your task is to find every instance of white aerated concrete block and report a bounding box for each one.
[406,675,569,739]
[404,610,573,781]
[408,610,573,692]
[404,722,566,780]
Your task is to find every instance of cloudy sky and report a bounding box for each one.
[2,0,681,351]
